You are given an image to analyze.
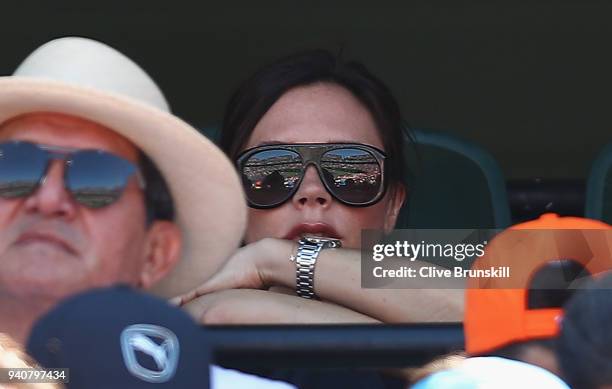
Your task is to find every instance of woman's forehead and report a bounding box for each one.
[246,83,384,150]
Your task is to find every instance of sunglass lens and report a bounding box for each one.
[67,151,136,208]
[242,149,302,207]
[0,142,47,199]
[321,148,382,205]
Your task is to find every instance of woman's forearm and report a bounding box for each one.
[261,243,464,322]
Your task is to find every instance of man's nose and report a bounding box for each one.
[292,165,332,208]
[23,160,77,218]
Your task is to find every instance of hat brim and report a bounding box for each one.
[0,77,247,298]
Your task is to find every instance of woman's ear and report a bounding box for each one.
[138,221,182,289]
[383,184,407,234]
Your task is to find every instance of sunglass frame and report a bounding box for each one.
[0,140,145,208]
[236,142,388,209]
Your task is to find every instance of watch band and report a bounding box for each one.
[292,236,341,299]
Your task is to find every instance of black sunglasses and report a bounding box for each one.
[236,143,387,208]
[0,140,145,209]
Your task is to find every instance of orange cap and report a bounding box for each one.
[465,213,612,355]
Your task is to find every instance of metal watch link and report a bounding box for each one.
[290,236,342,299]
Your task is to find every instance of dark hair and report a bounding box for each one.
[556,273,612,389]
[139,152,175,225]
[219,49,410,187]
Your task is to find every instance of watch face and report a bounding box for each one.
[301,235,342,248]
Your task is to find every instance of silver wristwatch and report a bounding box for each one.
[290,236,342,299]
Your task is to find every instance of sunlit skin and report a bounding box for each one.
[243,82,405,249]
[177,83,463,325]
[0,113,180,308]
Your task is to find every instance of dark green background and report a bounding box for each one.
[2,0,611,179]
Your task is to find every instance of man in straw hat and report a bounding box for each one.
[0,36,248,344]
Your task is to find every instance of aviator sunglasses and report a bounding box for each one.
[0,140,144,208]
[236,143,387,208]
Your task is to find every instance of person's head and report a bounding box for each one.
[0,112,182,303]
[557,273,612,389]
[475,259,588,375]
[0,37,246,314]
[27,287,212,388]
[220,50,408,248]
[465,214,612,373]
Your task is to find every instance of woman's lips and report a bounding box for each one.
[15,231,77,255]
[283,223,341,240]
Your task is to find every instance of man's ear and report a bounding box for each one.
[383,184,407,234]
[138,221,182,290]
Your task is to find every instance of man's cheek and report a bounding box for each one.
[0,199,21,230]
[0,227,15,255]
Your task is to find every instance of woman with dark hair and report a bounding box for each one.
[177,50,463,324]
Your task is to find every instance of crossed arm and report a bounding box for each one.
[174,238,464,324]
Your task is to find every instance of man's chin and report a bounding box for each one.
[1,275,91,304]
[11,240,79,258]
[1,253,85,301]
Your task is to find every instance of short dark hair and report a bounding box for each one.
[557,273,612,389]
[219,49,411,188]
[139,152,175,225]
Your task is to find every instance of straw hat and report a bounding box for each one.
[0,37,247,298]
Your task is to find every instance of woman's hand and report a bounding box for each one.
[172,237,465,323]
[172,238,295,306]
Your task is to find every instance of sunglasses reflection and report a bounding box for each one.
[240,144,385,207]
